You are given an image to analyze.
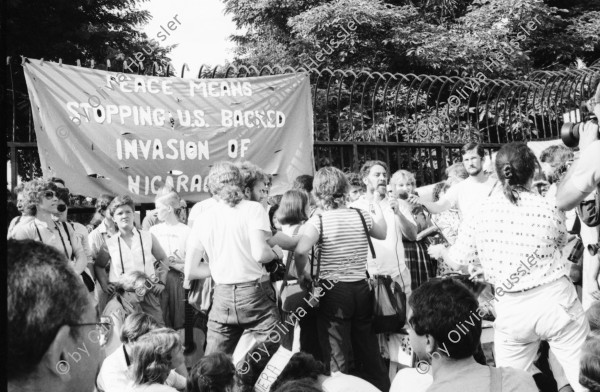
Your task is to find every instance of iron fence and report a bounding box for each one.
[6,57,600,191]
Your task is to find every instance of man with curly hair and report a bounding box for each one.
[185,162,280,355]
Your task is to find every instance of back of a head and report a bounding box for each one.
[272,378,322,392]
[580,333,600,392]
[409,278,481,359]
[495,142,537,205]
[277,189,309,225]
[120,312,160,344]
[270,352,328,392]
[313,167,349,210]
[130,328,180,385]
[208,161,244,207]
[187,352,235,392]
[8,239,90,382]
[293,174,314,193]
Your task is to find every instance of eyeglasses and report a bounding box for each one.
[70,317,112,347]
[43,190,57,200]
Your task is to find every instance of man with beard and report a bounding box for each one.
[409,143,497,220]
[350,160,415,291]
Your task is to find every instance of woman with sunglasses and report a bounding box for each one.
[10,179,88,275]
[102,271,151,356]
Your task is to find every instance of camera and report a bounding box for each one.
[561,98,599,147]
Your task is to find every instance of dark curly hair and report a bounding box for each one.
[495,142,537,205]
[21,179,58,215]
[270,352,328,391]
[409,278,482,360]
[187,352,235,392]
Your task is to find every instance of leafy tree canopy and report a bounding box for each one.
[226,0,600,77]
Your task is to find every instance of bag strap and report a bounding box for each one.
[382,276,403,315]
[489,366,503,392]
[350,207,376,259]
[279,225,303,297]
[311,215,323,281]
[58,222,74,261]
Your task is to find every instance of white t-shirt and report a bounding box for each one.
[350,197,411,292]
[188,199,271,284]
[97,344,185,392]
[321,373,381,392]
[390,368,432,392]
[571,140,600,194]
[149,222,191,259]
[188,197,218,228]
[441,176,497,219]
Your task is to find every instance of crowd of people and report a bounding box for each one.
[6,114,600,392]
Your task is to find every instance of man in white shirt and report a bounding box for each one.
[185,162,281,355]
[349,160,415,293]
[410,143,497,220]
[97,313,186,392]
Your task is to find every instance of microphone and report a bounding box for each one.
[396,190,409,200]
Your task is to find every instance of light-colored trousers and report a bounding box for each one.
[494,276,589,392]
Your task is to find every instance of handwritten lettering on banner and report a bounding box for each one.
[23,60,314,202]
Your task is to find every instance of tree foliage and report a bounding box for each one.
[226,0,600,76]
[6,0,175,180]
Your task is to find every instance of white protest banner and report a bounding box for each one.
[24,59,314,202]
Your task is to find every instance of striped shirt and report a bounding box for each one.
[306,208,373,282]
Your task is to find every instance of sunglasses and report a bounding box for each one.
[43,190,57,200]
[70,316,112,347]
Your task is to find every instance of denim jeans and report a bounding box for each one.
[205,279,279,355]
[316,280,390,392]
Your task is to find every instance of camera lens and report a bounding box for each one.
[561,122,581,148]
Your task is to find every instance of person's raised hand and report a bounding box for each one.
[580,118,599,151]
[103,282,116,295]
[407,194,421,205]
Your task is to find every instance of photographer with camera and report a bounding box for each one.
[556,84,600,310]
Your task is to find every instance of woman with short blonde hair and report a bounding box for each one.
[390,169,437,289]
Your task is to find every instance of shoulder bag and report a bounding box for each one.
[350,207,408,333]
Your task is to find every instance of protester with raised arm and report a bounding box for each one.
[409,143,496,220]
